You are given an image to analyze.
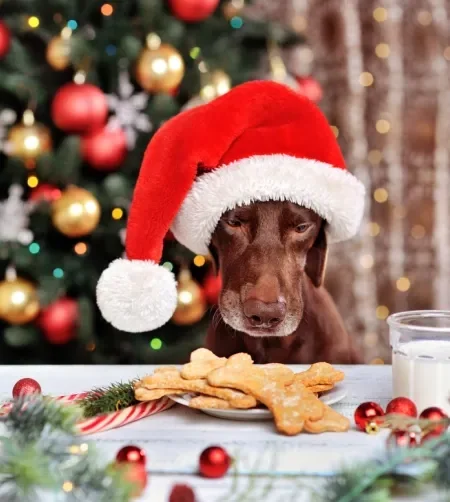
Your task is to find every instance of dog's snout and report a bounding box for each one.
[243,298,286,328]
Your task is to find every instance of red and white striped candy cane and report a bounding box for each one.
[0,393,174,435]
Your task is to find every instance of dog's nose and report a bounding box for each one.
[243,299,286,328]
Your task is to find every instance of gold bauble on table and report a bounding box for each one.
[0,278,40,325]
[52,186,101,238]
[46,32,72,70]
[7,110,52,161]
[171,268,207,326]
[135,35,185,93]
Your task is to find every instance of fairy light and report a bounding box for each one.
[376,119,391,134]
[190,47,201,59]
[86,342,96,351]
[444,47,450,61]
[111,208,123,220]
[373,7,388,22]
[68,445,80,454]
[193,255,206,267]
[67,20,78,30]
[29,242,40,254]
[359,71,374,87]
[150,338,162,350]
[28,16,40,28]
[368,222,381,237]
[74,242,88,255]
[61,27,72,39]
[360,254,374,269]
[376,305,390,320]
[396,277,411,292]
[417,10,432,25]
[162,261,173,271]
[368,149,383,165]
[62,481,73,493]
[330,125,339,137]
[53,268,64,278]
[27,175,39,188]
[101,3,114,16]
[373,188,388,203]
[230,16,243,29]
[411,224,426,239]
[79,443,89,452]
[375,43,390,58]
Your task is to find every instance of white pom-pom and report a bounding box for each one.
[96,259,177,332]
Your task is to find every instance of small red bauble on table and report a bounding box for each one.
[116,445,146,466]
[114,445,148,498]
[354,401,385,432]
[199,446,231,478]
[12,378,41,398]
[38,297,79,345]
[0,21,11,59]
[29,184,62,203]
[51,82,108,134]
[169,484,196,502]
[81,126,127,171]
[168,0,220,22]
[419,406,448,435]
[386,397,417,418]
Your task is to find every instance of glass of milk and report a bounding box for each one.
[388,310,450,415]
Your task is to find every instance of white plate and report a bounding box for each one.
[169,384,347,421]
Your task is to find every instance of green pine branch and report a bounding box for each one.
[79,380,139,418]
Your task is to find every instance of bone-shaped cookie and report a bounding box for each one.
[294,363,344,387]
[180,348,229,380]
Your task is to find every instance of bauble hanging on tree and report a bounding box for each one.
[171,268,206,326]
[29,184,62,203]
[203,272,222,305]
[46,33,72,70]
[38,297,79,345]
[51,186,101,238]
[136,34,185,93]
[296,76,323,103]
[81,126,127,170]
[0,276,40,325]
[7,110,52,162]
[169,0,220,22]
[51,81,108,134]
[0,21,11,59]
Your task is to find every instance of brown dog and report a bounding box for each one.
[205,201,361,364]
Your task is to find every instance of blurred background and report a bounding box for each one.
[0,0,448,365]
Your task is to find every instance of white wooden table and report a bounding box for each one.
[0,365,441,502]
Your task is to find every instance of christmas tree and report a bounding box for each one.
[0,0,313,364]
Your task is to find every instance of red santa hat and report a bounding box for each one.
[97,80,365,333]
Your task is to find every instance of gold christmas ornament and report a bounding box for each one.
[52,186,101,238]
[136,35,185,93]
[7,110,52,161]
[0,277,40,325]
[182,69,231,111]
[171,268,206,326]
[46,29,72,70]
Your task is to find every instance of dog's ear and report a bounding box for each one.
[208,244,220,274]
[305,223,328,288]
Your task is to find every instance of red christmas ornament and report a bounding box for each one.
[168,0,220,22]
[169,484,196,502]
[0,21,11,59]
[12,378,41,398]
[297,76,323,103]
[419,407,448,435]
[29,184,62,203]
[354,401,385,431]
[81,127,127,171]
[116,445,146,466]
[203,273,222,305]
[199,446,231,478]
[116,463,147,498]
[51,83,108,134]
[386,397,417,418]
[387,430,418,449]
[38,298,79,345]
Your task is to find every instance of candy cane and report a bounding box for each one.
[0,394,174,435]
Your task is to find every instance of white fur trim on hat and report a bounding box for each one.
[96,259,178,333]
[171,154,366,255]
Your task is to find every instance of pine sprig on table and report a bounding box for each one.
[0,396,135,502]
[79,379,138,418]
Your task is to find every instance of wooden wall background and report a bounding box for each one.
[245,0,450,362]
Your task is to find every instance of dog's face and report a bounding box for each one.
[210,201,327,338]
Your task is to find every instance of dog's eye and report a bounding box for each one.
[225,219,242,228]
[295,223,311,234]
